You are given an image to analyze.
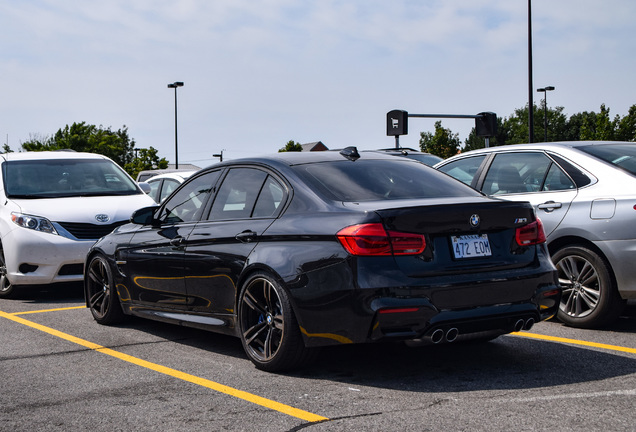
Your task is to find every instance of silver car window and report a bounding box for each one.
[483,153,555,195]
[437,155,487,186]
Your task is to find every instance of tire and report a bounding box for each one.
[238,272,313,372]
[553,245,625,328]
[0,247,16,299]
[85,254,126,325]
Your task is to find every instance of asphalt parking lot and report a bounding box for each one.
[1,284,635,431]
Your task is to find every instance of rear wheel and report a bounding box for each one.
[0,247,16,299]
[553,245,625,328]
[238,272,312,372]
[86,254,126,325]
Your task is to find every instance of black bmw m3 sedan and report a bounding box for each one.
[85,148,560,371]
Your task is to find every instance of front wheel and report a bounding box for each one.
[238,272,313,372]
[553,245,625,328]
[86,254,126,325]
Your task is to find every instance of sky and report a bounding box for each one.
[1,1,635,168]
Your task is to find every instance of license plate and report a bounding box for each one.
[451,234,492,259]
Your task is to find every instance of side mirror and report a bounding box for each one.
[138,182,151,194]
[131,206,159,225]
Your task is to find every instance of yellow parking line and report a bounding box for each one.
[11,306,86,315]
[0,310,328,423]
[513,331,636,355]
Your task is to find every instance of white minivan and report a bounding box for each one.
[0,151,156,297]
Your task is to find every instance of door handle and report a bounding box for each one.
[235,230,257,243]
[170,236,185,247]
[537,201,562,212]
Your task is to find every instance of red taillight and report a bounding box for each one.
[515,219,546,246]
[336,223,426,256]
[378,307,419,314]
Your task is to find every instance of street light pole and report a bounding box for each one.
[536,86,555,142]
[528,0,534,143]
[167,81,184,169]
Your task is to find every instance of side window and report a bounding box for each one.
[437,155,487,186]
[147,180,161,203]
[483,152,551,195]
[160,178,181,202]
[253,176,286,217]
[543,163,575,191]
[158,171,220,224]
[210,168,268,220]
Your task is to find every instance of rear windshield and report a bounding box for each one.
[3,158,141,198]
[578,144,636,176]
[293,159,482,202]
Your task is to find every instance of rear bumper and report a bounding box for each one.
[290,260,560,348]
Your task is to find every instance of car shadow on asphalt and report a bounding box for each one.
[9,288,635,393]
[113,312,636,394]
[294,332,636,393]
[7,282,85,303]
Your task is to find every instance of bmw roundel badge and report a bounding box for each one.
[95,214,110,223]
[469,214,480,227]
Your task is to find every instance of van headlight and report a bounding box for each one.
[11,212,58,235]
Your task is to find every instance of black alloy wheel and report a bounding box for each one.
[554,245,625,328]
[238,272,312,372]
[86,254,125,325]
[0,247,15,298]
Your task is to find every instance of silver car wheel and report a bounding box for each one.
[557,254,600,319]
[553,245,625,328]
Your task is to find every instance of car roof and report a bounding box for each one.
[1,150,110,162]
[205,148,411,169]
[145,170,197,182]
[446,141,632,157]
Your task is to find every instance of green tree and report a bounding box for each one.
[124,147,169,180]
[616,104,636,141]
[19,122,170,177]
[21,122,136,167]
[419,121,461,159]
[580,104,616,141]
[278,140,303,152]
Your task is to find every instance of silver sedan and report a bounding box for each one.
[435,141,636,328]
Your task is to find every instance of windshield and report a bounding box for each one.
[3,158,141,198]
[578,144,636,176]
[293,159,482,202]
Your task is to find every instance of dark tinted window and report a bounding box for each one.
[578,144,636,176]
[158,171,220,224]
[210,168,268,220]
[294,159,481,202]
[253,176,286,217]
